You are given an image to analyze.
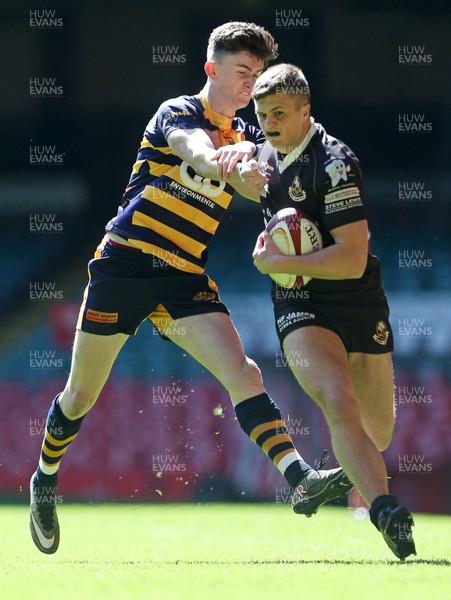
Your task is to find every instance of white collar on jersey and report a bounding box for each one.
[277,117,316,174]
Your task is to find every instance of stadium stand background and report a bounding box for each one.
[1,0,450,513]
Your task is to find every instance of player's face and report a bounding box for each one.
[255,94,311,153]
[207,51,265,113]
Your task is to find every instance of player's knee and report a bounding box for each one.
[371,405,395,450]
[372,424,394,451]
[224,355,263,395]
[60,387,98,419]
[375,435,391,452]
[239,356,262,385]
[309,383,355,420]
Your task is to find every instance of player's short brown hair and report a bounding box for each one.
[252,63,311,105]
[207,21,278,65]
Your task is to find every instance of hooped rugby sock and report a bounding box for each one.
[369,495,398,530]
[235,393,313,490]
[37,394,85,484]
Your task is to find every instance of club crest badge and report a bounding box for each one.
[288,175,306,202]
[373,321,390,345]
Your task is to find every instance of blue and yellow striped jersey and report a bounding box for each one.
[106,93,264,273]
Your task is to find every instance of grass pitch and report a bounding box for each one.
[1,503,450,600]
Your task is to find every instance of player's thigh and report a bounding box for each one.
[163,311,263,401]
[283,326,354,411]
[348,352,395,450]
[62,330,128,411]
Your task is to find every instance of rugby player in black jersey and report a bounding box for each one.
[239,63,416,560]
[30,26,353,555]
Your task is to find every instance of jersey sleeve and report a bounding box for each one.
[319,145,367,232]
[244,122,266,146]
[152,96,201,142]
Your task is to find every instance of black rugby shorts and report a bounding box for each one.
[274,301,394,354]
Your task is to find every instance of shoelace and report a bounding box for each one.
[314,449,329,471]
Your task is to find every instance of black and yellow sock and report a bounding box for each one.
[235,393,313,489]
[37,394,84,484]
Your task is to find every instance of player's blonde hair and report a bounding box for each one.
[207,22,278,65]
[252,63,311,106]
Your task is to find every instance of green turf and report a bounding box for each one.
[1,503,449,600]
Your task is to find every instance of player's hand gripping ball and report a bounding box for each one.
[265,208,323,288]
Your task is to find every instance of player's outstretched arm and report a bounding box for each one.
[168,128,252,183]
[168,128,221,180]
[168,128,261,202]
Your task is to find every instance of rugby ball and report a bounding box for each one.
[265,208,322,288]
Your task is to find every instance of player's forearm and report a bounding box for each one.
[274,243,367,280]
[229,179,261,202]
[169,130,258,191]
[192,156,260,201]
[189,149,223,180]
[168,129,222,181]
[178,146,247,186]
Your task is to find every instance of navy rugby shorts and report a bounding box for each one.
[76,239,229,337]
